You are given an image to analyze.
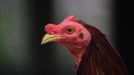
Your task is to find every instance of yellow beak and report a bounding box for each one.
[41,34,60,45]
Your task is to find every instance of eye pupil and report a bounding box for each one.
[66,28,74,34]
[68,29,72,32]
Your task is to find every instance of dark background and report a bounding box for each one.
[0,0,133,75]
[115,0,133,75]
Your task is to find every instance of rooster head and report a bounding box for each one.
[41,15,91,65]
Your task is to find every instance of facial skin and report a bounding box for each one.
[41,15,91,65]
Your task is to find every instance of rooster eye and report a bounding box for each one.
[66,28,74,34]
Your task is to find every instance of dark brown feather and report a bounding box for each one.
[72,20,128,75]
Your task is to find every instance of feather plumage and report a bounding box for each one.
[73,20,128,75]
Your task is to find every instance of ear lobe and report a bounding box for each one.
[79,32,84,39]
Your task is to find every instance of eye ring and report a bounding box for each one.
[65,28,75,34]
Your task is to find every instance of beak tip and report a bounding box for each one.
[41,41,45,45]
[41,42,43,45]
[41,34,60,45]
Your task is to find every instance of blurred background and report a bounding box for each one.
[0,0,133,75]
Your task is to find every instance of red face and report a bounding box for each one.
[43,16,91,50]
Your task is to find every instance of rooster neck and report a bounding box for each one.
[68,46,87,66]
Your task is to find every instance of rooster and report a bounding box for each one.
[41,15,128,75]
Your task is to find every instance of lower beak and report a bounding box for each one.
[41,34,60,45]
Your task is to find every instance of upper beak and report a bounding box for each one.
[41,34,61,45]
